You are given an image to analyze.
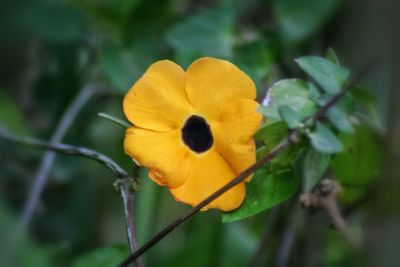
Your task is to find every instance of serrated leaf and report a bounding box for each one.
[279,105,302,129]
[296,56,350,94]
[303,147,330,191]
[222,168,299,222]
[265,79,317,120]
[331,125,381,186]
[308,123,343,154]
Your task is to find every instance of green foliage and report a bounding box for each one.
[279,105,302,129]
[332,125,381,186]
[0,91,29,135]
[17,1,87,43]
[166,5,234,66]
[308,122,343,154]
[296,56,350,94]
[72,245,129,267]
[274,0,342,43]
[259,79,317,120]
[222,168,299,222]
[302,147,331,191]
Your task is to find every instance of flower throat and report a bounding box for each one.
[181,115,213,153]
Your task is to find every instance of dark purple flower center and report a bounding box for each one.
[181,115,213,153]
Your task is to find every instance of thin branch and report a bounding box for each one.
[118,132,299,267]
[0,127,129,179]
[117,179,144,267]
[299,180,361,248]
[19,83,104,228]
[0,126,143,265]
[117,59,375,267]
[98,112,130,128]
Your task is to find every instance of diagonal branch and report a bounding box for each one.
[117,59,376,267]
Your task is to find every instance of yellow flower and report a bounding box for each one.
[123,57,262,211]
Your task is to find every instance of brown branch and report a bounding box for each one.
[299,180,361,248]
[0,127,143,266]
[117,59,375,267]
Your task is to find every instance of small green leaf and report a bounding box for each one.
[326,47,340,65]
[331,125,381,186]
[303,147,331,191]
[308,123,343,154]
[326,104,354,133]
[222,168,299,222]
[295,56,350,94]
[255,121,304,167]
[72,245,129,267]
[265,79,317,120]
[279,105,302,129]
[0,90,29,135]
[254,121,288,143]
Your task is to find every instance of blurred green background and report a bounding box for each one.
[0,0,396,267]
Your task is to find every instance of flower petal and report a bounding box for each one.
[123,60,193,132]
[170,150,245,211]
[124,126,190,188]
[185,57,256,119]
[212,99,262,181]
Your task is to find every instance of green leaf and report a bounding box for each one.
[339,186,368,204]
[166,5,234,66]
[331,125,381,186]
[296,56,350,94]
[326,103,354,133]
[72,245,129,267]
[254,121,288,143]
[0,90,29,135]
[308,123,343,154]
[303,147,331,191]
[17,2,87,43]
[264,79,317,120]
[279,105,302,129]
[255,121,304,167]
[326,47,340,65]
[222,168,299,222]
[99,44,139,93]
[273,0,341,42]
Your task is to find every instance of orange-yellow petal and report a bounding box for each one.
[170,150,245,211]
[185,57,256,120]
[123,60,193,132]
[124,126,190,188]
[212,98,262,181]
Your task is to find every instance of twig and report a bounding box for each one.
[0,127,129,179]
[117,59,375,267]
[0,127,143,265]
[19,83,102,228]
[299,180,360,248]
[98,112,130,128]
[117,179,144,267]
